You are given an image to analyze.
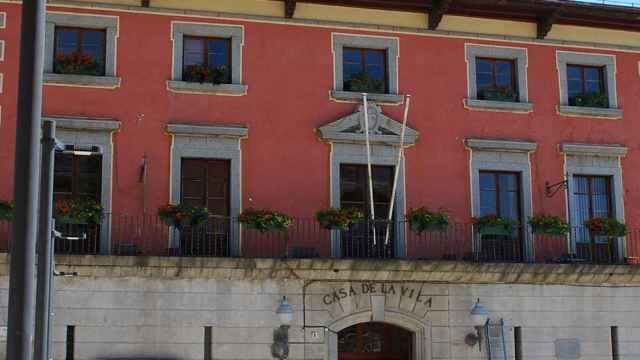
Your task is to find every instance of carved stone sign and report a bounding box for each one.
[304,281,448,326]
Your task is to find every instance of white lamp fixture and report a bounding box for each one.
[466,298,490,351]
[272,296,293,360]
[276,296,294,326]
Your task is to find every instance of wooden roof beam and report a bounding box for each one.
[285,0,297,18]
[537,5,565,39]
[428,0,453,30]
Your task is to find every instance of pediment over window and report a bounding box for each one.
[317,104,418,145]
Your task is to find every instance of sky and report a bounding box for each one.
[573,0,639,6]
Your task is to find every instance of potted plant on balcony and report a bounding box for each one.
[406,207,449,233]
[158,204,209,229]
[54,52,101,76]
[584,217,627,237]
[472,215,518,236]
[0,200,14,221]
[344,72,385,94]
[54,198,104,224]
[571,92,608,108]
[478,86,518,102]
[315,207,364,231]
[183,64,229,84]
[239,208,293,232]
[529,214,569,236]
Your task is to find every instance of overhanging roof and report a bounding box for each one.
[276,0,640,35]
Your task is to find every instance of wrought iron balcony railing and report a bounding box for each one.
[0,215,638,265]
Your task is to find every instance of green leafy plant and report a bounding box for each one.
[529,214,570,236]
[316,208,364,231]
[584,217,627,237]
[407,207,449,233]
[239,208,293,232]
[478,86,518,102]
[0,200,14,221]
[158,204,209,228]
[472,215,519,236]
[570,92,609,108]
[54,198,104,224]
[344,72,385,93]
[54,52,102,76]
[183,64,229,84]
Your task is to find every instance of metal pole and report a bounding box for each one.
[35,120,57,360]
[361,94,376,245]
[7,0,46,359]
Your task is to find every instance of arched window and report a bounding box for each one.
[338,322,412,360]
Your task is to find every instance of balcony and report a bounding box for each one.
[0,215,638,265]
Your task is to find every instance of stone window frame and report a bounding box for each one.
[560,143,627,259]
[330,33,403,105]
[44,12,120,89]
[167,123,248,256]
[0,12,5,29]
[0,40,5,62]
[464,44,533,113]
[556,51,622,119]
[167,22,247,96]
[466,138,537,261]
[43,116,120,254]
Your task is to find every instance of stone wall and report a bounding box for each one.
[0,255,638,360]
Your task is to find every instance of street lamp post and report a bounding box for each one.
[6,0,47,359]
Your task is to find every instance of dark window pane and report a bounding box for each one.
[184,37,205,67]
[81,30,105,63]
[479,173,496,190]
[476,73,493,88]
[366,64,384,81]
[55,29,79,55]
[53,175,73,194]
[567,66,582,80]
[585,80,602,93]
[499,174,518,191]
[585,67,602,81]
[568,79,583,96]
[480,190,497,216]
[366,50,385,66]
[496,73,513,88]
[476,59,492,73]
[343,48,362,64]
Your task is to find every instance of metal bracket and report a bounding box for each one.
[545,174,569,198]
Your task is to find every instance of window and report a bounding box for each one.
[182,36,231,84]
[556,52,620,118]
[476,58,518,102]
[573,175,617,262]
[54,27,106,76]
[478,171,523,262]
[567,65,607,108]
[343,48,387,94]
[340,164,394,259]
[53,150,102,202]
[338,323,412,359]
[479,171,521,220]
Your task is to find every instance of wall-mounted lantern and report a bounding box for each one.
[465,298,490,351]
[272,296,293,360]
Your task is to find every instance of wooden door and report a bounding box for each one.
[339,323,412,360]
[180,159,230,256]
[340,164,395,258]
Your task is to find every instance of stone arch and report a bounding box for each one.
[326,309,431,360]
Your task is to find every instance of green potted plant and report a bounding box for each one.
[316,208,364,231]
[571,92,608,108]
[344,72,385,93]
[584,217,627,237]
[158,204,209,229]
[529,214,569,236]
[54,198,104,224]
[0,200,14,221]
[473,215,519,236]
[478,86,518,102]
[239,208,293,232]
[183,64,229,84]
[54,52,102,76]
[407,207,449,233]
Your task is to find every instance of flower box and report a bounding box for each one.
[473,215,518,236]
[344,72,385,94]
[570,92,609,108]
[54,52,103,76]
[407,207,449,233]
[584,217,627,237]
[316,208,364,231]
[54,198,103,225]
[158,204,209,229]
[239,208,292,232]
[529,214,569,236]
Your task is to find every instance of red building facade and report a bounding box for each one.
[0,0,639,263]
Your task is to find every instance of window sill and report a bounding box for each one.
[167,81,248,96]
[557,105,623,119]
[330,90,404,105]
[44,73,121,89]
[464,99,533,113]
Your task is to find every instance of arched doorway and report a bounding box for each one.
[338,322,412,360]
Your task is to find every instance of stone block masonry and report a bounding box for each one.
[0,255,638,359]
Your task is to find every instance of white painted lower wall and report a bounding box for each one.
[0,257,637,360]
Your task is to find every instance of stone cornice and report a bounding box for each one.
[465,138,537,153]
[560,143,628,157]
[43,116,121,132]
[167,123,248,138]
